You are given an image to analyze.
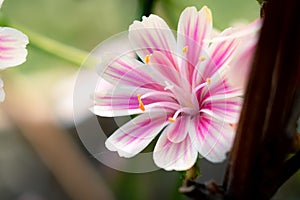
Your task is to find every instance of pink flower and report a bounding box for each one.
[92,6,261,170]
[0,0,29,102]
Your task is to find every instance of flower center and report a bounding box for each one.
[136,78,211,122]
[168,107,196,122]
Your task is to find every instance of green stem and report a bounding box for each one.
[184,162,200,181]
[11,23,89,66]
[137,0,156,19]
[256,0,266,5]
[160,0,179,29]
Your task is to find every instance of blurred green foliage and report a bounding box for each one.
[1,0,138,73]
[0,0,259,73]
[158,0,260,30]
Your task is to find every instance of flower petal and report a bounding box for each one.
[189,114,235,162]
[99,55,143,85]
[100,55,176,91]
[227,40,256,91]
[129,14,178,70]
[92,86,178,117]
[148,51,182,86]
[205,28,239,78]
[166,116,190,143]
[194,75,241,127]
[105,110,169,158]
[0,0,3,8]
[196,72,242,104]
[178,6,212,49]
[205,19,262,44]
[226,21,261,90]
[192,55,217,89]
[95,77,114,93]
[0,27,28,69]
[177,6,213,84]
[205,19,262,86]
[153,132,197,171]
[201,97,243,123]
[0,78,4,102]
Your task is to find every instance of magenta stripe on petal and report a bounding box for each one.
[189,114,234,162]
[153,131,198,171]
[105,110,169,158]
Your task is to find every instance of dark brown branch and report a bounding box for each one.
[137,0,156,19]
[290,88,300,154]
[224,0,300,199]
[278,151,300,190]
[179,180,224,200]
[267,89,300,197]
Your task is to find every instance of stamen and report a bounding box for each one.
[168,107,197,123]
[203,6,212,22]
[145,55,150,64]
[168,108,184,122]
[199,56,206,61]
[137,94,145,111]
[193,82,208,93]
[168,117,176,122]
[206,77,211,84]
[182,46,188,53]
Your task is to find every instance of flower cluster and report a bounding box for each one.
[92,6,261,170]
[0,0,29,101]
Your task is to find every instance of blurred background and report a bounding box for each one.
[0,0,299,199]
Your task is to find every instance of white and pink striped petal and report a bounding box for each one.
[101,55,181,91]
[92,86,178,117]
[0,27,28,69]
[166,116,190,143]
[0,78,4,102]
[189,114,235,162]
[129,15,178,71]
[209,19,262,90]
[105,110,169,158]
[153,132,197,171]
[201,97,243,123]
[148,51,182,87]
[177,6,213,84]
[227,40,256,91]
[204,28,239,79]
[226,21,262,90]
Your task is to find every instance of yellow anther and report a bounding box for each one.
[199,56,206,61]
[137,94,145,111]
[168,117,176,122]
[206,77,211,84]
[182,46,188,53]
[203,6,212,22]
[145,55,150,64]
